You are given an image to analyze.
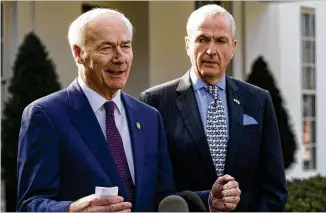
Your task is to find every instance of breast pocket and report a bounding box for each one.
[238,125,262,169]
[241,124,261,145]
[242,124,260,133]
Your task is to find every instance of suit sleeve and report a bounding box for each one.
[154,110,176,207]
[255,91,288,211]
[17,104,72,212]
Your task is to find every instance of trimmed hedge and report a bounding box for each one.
[286,175,326,211]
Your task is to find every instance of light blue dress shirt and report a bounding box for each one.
[190,70,229,135]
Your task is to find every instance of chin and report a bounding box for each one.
[200,69,220,77]
[109,82,127,90]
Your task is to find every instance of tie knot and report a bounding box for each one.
[205,85,219,99]
[104,101,115,118]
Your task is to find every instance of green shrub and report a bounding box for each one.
[286,175,326,211]
[247,56,297,170]
[1,32,61,211]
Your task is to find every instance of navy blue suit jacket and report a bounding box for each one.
[140,72,288,211]
[17,80,175,211]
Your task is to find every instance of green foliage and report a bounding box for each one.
[247,56,297,170]
[1,32,61,211]
[286,175,326,211]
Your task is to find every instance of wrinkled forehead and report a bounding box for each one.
[188,14,232,39]
[84,15,132,44]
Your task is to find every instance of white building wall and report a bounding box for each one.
[233,1,326,178]
[278,1,326,179]
[278,2,303,178]
[243,2,282,81]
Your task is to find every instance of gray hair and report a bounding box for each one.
[186,4,236,39]
[67,8,133,56]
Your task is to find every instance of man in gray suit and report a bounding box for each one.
[140,4,287,212]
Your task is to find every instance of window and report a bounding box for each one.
[301,7,316,170]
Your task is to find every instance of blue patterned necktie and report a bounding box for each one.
[205,85,228,177]
[104,101,134,202]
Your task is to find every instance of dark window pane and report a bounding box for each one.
[303,95,315,117]
[311,40,315,63]
[302,40,315,63]
[301,13,305,36]
[302,144,316,170]
[302,66,315,90]
[303,13,309,37]
[312,14,315,37]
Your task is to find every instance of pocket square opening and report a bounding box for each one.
[243,114,258,125]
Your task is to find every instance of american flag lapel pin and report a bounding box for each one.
[233,99,240,105]
[136,122,141,130]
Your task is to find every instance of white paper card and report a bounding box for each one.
[95,186,119,197]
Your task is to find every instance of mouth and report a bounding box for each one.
[106,70,125,76]
[202,61,218,68]
[203,60,218,64]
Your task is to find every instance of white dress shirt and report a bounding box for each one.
[77,76,135,184]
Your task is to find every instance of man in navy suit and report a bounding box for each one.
[16,8,177,212]
[140,4,287,212]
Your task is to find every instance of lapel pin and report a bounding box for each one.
[233,99,240,105]
[136,122,141,130]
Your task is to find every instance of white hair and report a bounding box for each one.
[67,8,133,57]
[186,4,236,39]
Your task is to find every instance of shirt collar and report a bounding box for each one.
[190,68,226,91]
[77,76,122,114]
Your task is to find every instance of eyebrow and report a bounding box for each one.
[196,34,229,41]
[196,33,209,38]
[99,40,132,46]
[121,40,132,44]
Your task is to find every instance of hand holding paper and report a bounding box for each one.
[95,186,119,197]
[67,187,131,212]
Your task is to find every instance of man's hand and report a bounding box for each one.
[209,174,241,212]
[68,194,132,212]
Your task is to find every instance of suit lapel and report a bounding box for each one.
[224,77,243,175]
[67,80,123,195]
[175,72,217,177]
[121,93,145,207]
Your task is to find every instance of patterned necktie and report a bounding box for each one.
[205,85,228,177]
[104,101,134,202]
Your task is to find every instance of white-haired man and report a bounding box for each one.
[16,8,176,212]
[140,4,287,211]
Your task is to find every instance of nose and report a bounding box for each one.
[206,41,217,56]
[112,47,124,63]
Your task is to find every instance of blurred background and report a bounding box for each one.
[1,0,326,211]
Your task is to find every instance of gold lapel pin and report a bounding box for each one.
[136,122,141,130]
[233,99,240,105]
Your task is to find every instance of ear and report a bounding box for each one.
[231,39,238,57]
[73,44,84,64]
[185,36,191,56]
